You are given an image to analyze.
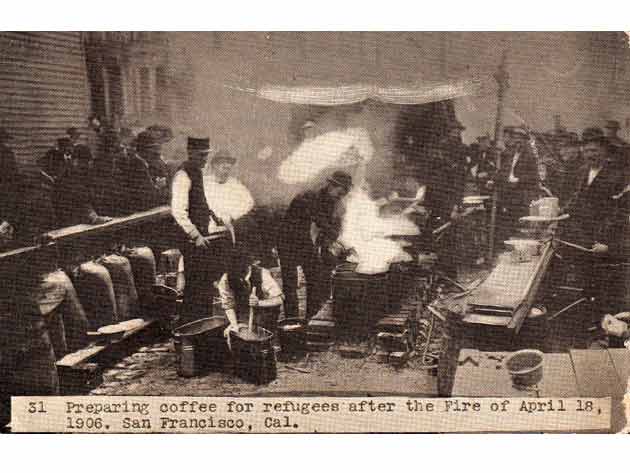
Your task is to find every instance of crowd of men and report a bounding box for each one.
[2,115,630,336]
[0,122,172,247]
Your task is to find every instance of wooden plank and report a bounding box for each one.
[56,344,105,368]
[49,206,171,242]
[508,242,555,331]
[0,206,173,263]
[607,349,630,392]
[570,349,626,398]
[462,313,511,326]
[56,319,155,368]
[538,353,579,398]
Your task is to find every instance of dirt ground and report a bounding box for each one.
[89,341,438,397]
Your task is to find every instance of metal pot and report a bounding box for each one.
[505,349,544,387]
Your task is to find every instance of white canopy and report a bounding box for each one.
[226,79,482,106]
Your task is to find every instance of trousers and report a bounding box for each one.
[278,243,330,320]
[180,238,232,324]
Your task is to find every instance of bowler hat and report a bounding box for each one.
[327,170,353,191]
[211,149,236,164]
[66,127,81,137]
[137,131,161,151]
[0,127,13,141]
[504,126,528,138]
[605,120,621,130]
[57,137,72,148]
[561,131,580,146]
[581,127,606,144]
[187,137,212,154]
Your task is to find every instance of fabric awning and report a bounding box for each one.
[226,79,483,106]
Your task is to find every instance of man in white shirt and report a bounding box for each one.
[202,149,254,240]
[171,138,234,323]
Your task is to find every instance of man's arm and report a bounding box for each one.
[171,170,201,240]
[215,273,239,329]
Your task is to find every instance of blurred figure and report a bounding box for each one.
[470,135,497,194]
[0,128,19,246]
[423,120,468,279]
[39,137,75,182]
[53,140,111,227]
[545,131,582,206]
[122,131,169,213]
[66,127,93,162]
[496,126,539,240]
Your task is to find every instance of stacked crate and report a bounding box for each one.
[375,292,418,366]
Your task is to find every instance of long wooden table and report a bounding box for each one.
[440,240,555,332]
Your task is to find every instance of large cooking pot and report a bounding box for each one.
[172,316,228,377]
[332,263,388,341]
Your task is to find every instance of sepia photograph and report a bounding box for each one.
[1,20,630,437]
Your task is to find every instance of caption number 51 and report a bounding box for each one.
[27,401,47,414]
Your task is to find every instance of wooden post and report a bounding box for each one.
[487,50,510,264]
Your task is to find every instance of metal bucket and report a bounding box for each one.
[332,263,388,341]
[278,318,306,358]
[505,349,544,387]
[172,316,228,377]
[231,325,276,384]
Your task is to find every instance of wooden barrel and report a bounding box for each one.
[72,261,118,329]
[99,254,139,321]
[123,246,157,312]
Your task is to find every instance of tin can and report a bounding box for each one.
[174,339,196,378]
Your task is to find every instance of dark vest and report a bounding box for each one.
[231,265,263,315]
[177,161,217,238]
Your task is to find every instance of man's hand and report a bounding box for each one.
[328,241,346,257]
[154,177,167,189]
[249,292,260,307]
[92,215,113,225]
[591,242,609,254]
[0,220,15,242]
[223,323,239,338]
[194,235,210,249]
[602,314,628,338]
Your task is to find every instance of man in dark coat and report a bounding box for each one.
[496,126,540,240]
[545,131,583,206]
[422,121,468,279]
[0,128,20,245]
[470,135,497,194]
[122,131,169,213]
[67,127,93,162]
[171,138,233,323]
[39,137,75,182]
[278,171,352,320]
[52,141,111,227]
[559,127,625,316]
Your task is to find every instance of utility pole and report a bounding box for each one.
[488,49,510,264]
